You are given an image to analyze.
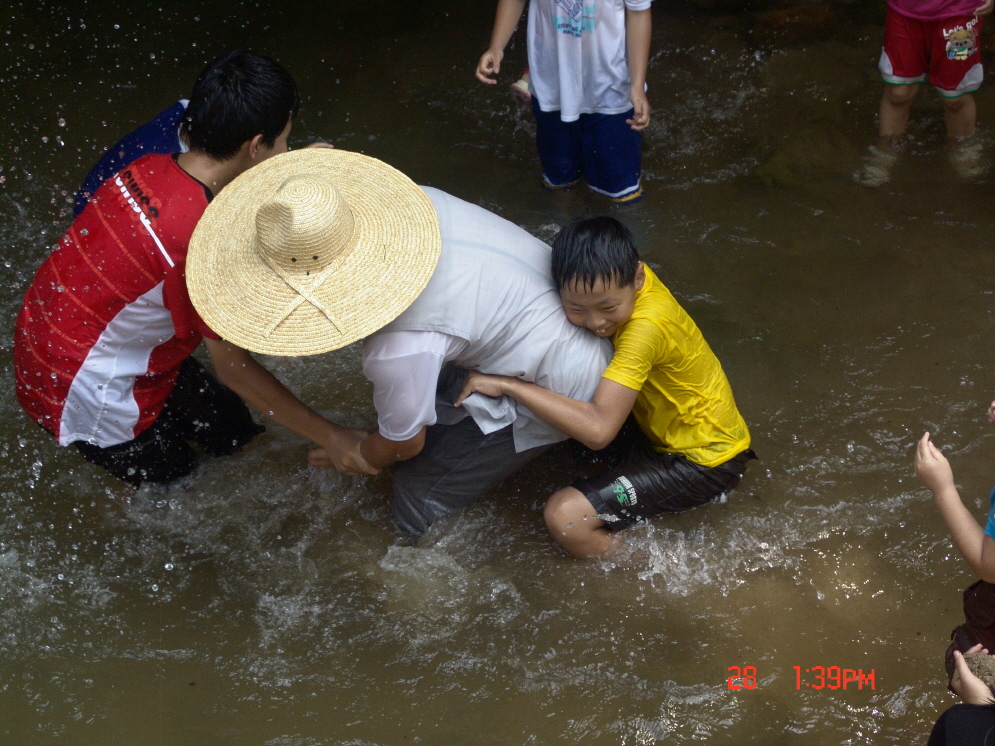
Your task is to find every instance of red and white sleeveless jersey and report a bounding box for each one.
[14,154,216,448]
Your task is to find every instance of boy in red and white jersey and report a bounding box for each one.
[14,50,372,486]
[857,0,993,185]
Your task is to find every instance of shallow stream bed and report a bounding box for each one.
[1,1,994,743]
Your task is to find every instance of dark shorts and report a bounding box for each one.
[392,417,549,537]
[531,97,643,203]
[573,420,755,531]
[392,364,550,537]
[74,356,264,487]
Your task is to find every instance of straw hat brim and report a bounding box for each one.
[186,149,441,356]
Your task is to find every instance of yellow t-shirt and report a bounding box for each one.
[602,266,751,468]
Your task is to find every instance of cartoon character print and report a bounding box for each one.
[944,20,979,62]
[552,0,596,37]
[555,0,585,20]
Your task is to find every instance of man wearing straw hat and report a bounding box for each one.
[186,148,612,536]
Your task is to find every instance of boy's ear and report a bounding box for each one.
[634,262,646,292]
[245,133,266,161]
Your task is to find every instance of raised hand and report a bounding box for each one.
[914,432,955,495]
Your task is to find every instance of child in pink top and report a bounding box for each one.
[856,0,993,185]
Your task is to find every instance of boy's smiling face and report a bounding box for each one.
[559,263,645,338]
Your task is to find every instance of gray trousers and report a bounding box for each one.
[392,416,551,538]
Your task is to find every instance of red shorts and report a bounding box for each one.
[879,7,984,97]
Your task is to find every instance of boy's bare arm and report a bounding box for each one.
[625,7,652,131]
[915,432,995,582]
[457,372,639,451]
[204,338,378,476]
[476,0,528,84]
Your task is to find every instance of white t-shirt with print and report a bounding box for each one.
[528,0,653,122]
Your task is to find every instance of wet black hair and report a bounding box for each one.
[550,216,640,292]
[182,50,300,160]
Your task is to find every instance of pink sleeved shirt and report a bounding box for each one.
[888,0,985,21]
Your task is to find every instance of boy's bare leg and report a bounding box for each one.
[544,487,615,558]
[944,93,986,180]
[944,92,976,139]
[878,83,919,148]
[855,84,917,186]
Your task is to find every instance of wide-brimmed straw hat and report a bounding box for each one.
[186,148,441,356]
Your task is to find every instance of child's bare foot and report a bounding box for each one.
[854,144,898,187]
[950,136,987,182]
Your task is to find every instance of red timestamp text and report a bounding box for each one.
[725,666,876,691]
[794,666,875,690]
[727,666,757,690]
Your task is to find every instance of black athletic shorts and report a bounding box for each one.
[74,356,264,487]
[573,419,756,531]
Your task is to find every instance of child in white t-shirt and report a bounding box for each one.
[476,0,652,204]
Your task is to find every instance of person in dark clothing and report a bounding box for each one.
[929,645,995,746]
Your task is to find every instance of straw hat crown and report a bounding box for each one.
[255,174,356,274]
[186,148,441,356]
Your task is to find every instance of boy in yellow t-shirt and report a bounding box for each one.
[456,216,754,558]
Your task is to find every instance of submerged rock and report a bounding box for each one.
[755,3,839,44]
[755,128,860,187]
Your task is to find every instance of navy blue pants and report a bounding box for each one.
[532,98,643,202]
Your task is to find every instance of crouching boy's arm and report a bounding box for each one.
[359,429,426,469]
[915,432,995,583]
[457,372,639,451]
[205,338,379,476]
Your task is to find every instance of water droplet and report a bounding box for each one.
[79,228,88,236]
[151,584,159,592]
[164,562,174,571]
[57,118,66,127]
[57,573,65,580]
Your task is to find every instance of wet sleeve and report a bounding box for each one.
[932,704,995,745]
[602,318,666,392]
[926,708,946,746]
[163,265,218,340]
[74,100,188,216]
[985,487,995,541]
[363,346,445,442]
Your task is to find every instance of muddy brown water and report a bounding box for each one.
[1,1,994,743]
